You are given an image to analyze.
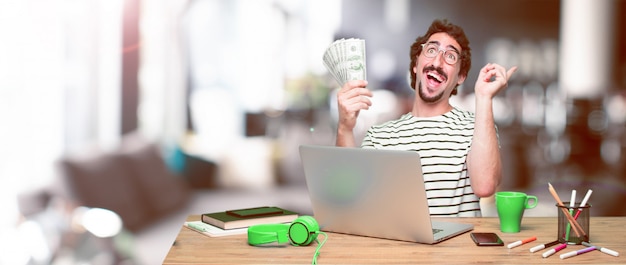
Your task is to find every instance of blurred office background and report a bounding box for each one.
[1,0,625,264]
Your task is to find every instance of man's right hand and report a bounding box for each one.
[335,80,372,147]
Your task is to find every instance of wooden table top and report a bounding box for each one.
[163,215,624,264]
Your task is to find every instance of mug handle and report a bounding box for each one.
[525,195,538,209]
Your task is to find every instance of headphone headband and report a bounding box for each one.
[247,224,289,245]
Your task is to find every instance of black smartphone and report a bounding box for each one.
[470,232,504,246]
[225,206,284,218]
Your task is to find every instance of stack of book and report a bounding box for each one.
[185,206,299,237]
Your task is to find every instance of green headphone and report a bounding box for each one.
[248,216,327,264]
[247,215,320,246]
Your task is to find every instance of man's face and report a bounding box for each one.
[413,32,466,103]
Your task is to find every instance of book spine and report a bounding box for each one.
[201,215,226,229]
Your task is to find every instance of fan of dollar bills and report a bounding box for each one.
[322,38,367,86]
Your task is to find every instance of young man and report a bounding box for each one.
[334,19,517,217]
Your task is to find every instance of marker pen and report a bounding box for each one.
[573,189,593,220]
[560,246,596,259]
[548,183,583,236]
[530,240,560,253]
[565,190,576,241]
[507,236,537,249]
[582,242,620,257]
[542,243,567,258]
[187,222,207,232]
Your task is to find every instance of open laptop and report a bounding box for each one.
[299,145,473,244]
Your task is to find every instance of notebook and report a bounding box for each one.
[299,145,474,244]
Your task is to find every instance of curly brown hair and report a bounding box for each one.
[409,19,471,94]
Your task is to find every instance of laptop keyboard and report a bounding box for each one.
[433,228,443,234]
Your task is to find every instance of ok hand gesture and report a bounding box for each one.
[474,63,517,99]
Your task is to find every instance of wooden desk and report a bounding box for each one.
[163,215,624,264]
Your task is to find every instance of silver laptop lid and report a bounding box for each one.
[299,145,442,243]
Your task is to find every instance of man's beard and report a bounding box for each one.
[418,65,448,103]
[417,82,446,103]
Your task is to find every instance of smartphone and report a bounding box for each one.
[470,232,504,246]
[225,206,284,218]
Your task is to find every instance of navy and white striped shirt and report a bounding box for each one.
[361,107,482,217]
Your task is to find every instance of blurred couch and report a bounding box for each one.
[57,135,193,233]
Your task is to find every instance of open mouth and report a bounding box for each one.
[424,70,447,89]
[423,65,447,88]
[427,71,445,84]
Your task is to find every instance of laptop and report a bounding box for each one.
[299,145,474,244]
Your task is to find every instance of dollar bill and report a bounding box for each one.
[322,38,366,86]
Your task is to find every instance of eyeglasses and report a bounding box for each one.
[420,43,461,65]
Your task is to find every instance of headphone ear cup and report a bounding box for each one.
[288,216,319,246]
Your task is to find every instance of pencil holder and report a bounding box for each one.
[556,202,590,245]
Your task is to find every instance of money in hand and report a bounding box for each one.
[322,38,367,86]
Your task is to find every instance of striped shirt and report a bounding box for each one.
[361,107,481,217]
